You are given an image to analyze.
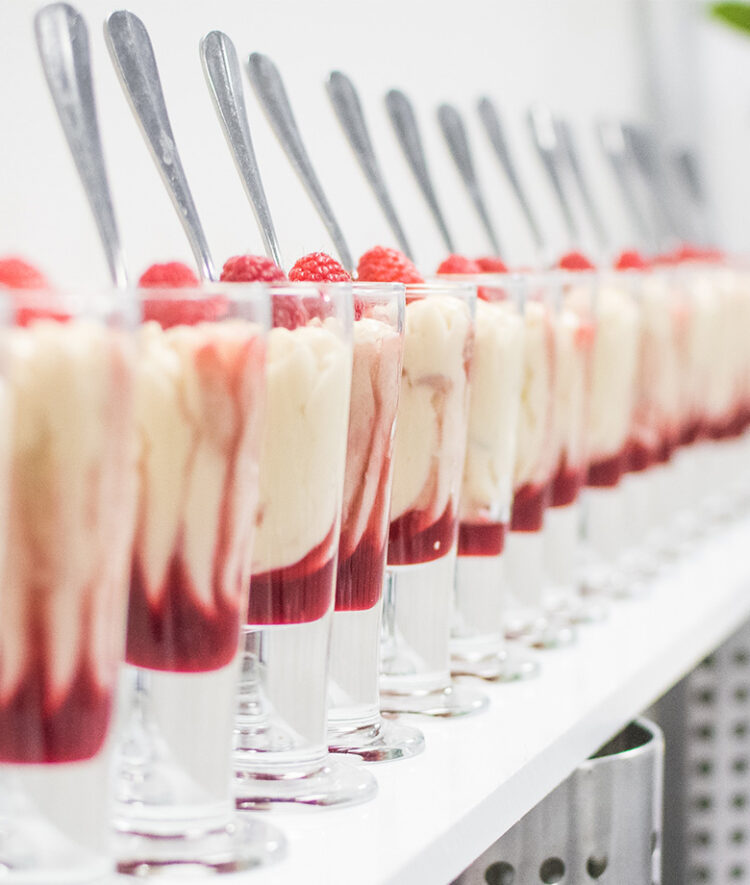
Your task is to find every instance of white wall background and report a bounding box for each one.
[3,0,746,286]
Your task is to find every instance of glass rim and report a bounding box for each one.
[404,281,477,299]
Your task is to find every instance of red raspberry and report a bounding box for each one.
[139,262,199,289]
[142,295,229,329]
[221,254,287,283]
[0,257,49,290]
[272,295,308,331]
[357,246,424,284]
[614,250,649,271]
[476,256,508,273]
[558,251,596,271]
[436,254,482,275]
[289,252,351,282]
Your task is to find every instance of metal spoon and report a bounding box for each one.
[477,96,545,254]
[596,118,653,247]
[35,3,128,288]
[556,117,609,254]
[326,70,413,261]
[105,10,216,281]
[670,147,709,243]
[201,31,283,268]
[437,102,501,255]
[246,53,353,273]
[527,103,579,247]
[385,89,455,253]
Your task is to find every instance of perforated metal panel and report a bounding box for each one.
[683,621,750,884]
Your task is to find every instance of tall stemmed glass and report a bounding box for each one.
[234,283,378,806]
[379,282,488,717]
[445,277,531,681]
[113,285,282,874]
[0,289,137,882]
[327,283,425,761]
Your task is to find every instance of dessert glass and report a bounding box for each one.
[446,277,530,681]
[542,273,598,624]
[0,289,136,882]
[113,285,284,874]
[379,282,487,717]
[502,275,565,645]
[578,273,641,598]
[327,283,424,762]
[233,284,376,807]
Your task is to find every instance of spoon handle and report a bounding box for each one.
[527,105,579,246]
[556,119,609,253]
[247,53,353,273]
[477,97,545,253]
[105,10,216,281]
[385,89,455,254]
[35,3,128,288]
[327,71,413,261]
[597,118,653,246]
[437,103,501,256]
[201,32,283,269]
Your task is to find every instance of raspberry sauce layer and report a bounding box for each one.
[336,533,387,611]
[587,451,626,488]
[458,521,506,557]
[387,503,456,565]
[551,462,585,508]
[679,419,704,446]
[248,527,336,625]
[510,482,550,532]
[626,439,656,473]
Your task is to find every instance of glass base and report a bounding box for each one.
[233,755,377,810]
[451,645,540,682]
[379,682,489,718]
[115,815,284,877]
[527,616,577,650]
[565,594,610,625]
[328,718,425,763]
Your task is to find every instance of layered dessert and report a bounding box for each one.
[580,282,640,488]
[336,302,403,612]
[247,298,351,626]
[459,294,524,556]
[0,311,136,763]
[387,290,475,565]
[126,301,267,672]
[510,296,556,532]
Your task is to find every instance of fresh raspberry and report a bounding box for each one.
[436,254,481,275]
[138,262,199,289]
[272,295,308,331]
[357,246,424,284]
[614,250,649,271]
[288,252,351,282]
[221,254,287,283]
[476,256,508,273]
[143,295,228,329]
[558,251,596,271]
[0,257,49,290]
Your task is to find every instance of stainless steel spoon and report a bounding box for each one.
[201,31,283,268]
[477,96,545,254]
[527,103,579,247]
[670,146,709,243]
[385,89,455,254]
[327,70,413,261]
[246,53,353,273]
[437,102,501,255]
[105,9,216,281]
[556,117,609,254]
[35,3,128,288]
[596,118,653,247]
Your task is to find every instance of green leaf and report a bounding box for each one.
[710,2,750,34]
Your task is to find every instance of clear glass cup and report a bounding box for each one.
[442,277,532,682]
[578,272,641,599]
[0,289,137,882]
[112,285,285,874]
[503,275,568,646]
[379,282,488,717]
[233,283,377,807]
[326,283,424,762]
